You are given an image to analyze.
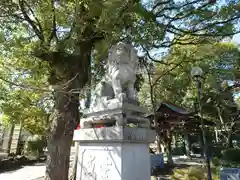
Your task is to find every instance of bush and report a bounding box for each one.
[211,149,240,168]
[221,161,240,168]
[188,166,206,180]
[24,135,47,159]
[191,143,202,154]
[221,148,240,162]
[172,146,185,155]
[171,166,219,180]
[171,168,189,180]
[212,157,221,167]
[210,146,225,158]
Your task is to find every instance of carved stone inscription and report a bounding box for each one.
[80,149,117,180]
[82,153,96,179]
[99,156,113,179]
[124,129,146,141]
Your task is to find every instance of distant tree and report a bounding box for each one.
[139,42,240,156]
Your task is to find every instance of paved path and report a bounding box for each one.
[0,152,203,180]
[0,163,45,180]
[0,147,76,180]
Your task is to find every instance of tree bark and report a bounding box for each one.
[156,134,161,154]
[165,130,174,165]
[214,127,219,143]
[172,133,176,149]
[8,124,15,154]
[166,139,174,165]
[44,44,92,180]
[199,131,204,157]
[226,125,234,148]
[70,142,79,180]
[44,93,79,180]
[227,133,233,148]
[226,121,235,148]
[183,132,191,158]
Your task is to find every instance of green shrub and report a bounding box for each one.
[188,166,206,179]
[212,157,221,167]
[171,166,219,180]
[191,143,202,154]
[221,161,240,168]
[211,146,225,158]
[221,148,240,162]
[24,135,47,158]
[171,168,189,180]
[172,146,185,155]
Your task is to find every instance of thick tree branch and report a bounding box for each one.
[0,75,85,95]
[155,0,208,17]
[19,0,44,41]
[152,0,171,11]
[48,0,58,44]
[147,1,240,49]
[167,15,240,37]
[0,76,50,92]
[152,57,186,87]
[63,2,78,42]
[141,45,168,65]
[152,53,204,87]
[22,0,44,34]
[149,38,203,49]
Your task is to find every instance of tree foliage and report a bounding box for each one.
[0,53,51,134]
[139,42,240,150]
[139,42,240,111]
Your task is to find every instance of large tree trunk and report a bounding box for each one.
[44,44,92,180]
[44,92,80,180]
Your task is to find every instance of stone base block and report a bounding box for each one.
[76,143,150,180]
[74,127,155,180]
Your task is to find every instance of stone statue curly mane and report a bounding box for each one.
[92,42,139,110]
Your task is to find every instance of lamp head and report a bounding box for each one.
[191,66,203,77]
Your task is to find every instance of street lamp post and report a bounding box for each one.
[191,67,212,180]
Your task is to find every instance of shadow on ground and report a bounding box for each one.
[0,156,46,173]
[152,157,204,179]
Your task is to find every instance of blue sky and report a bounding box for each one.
[232,33,240,44]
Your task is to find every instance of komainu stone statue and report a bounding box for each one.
[90,42,139,111]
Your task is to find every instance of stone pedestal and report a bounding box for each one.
[74,42,156,180]
[73,126,155,180]
[81,101,150,128]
